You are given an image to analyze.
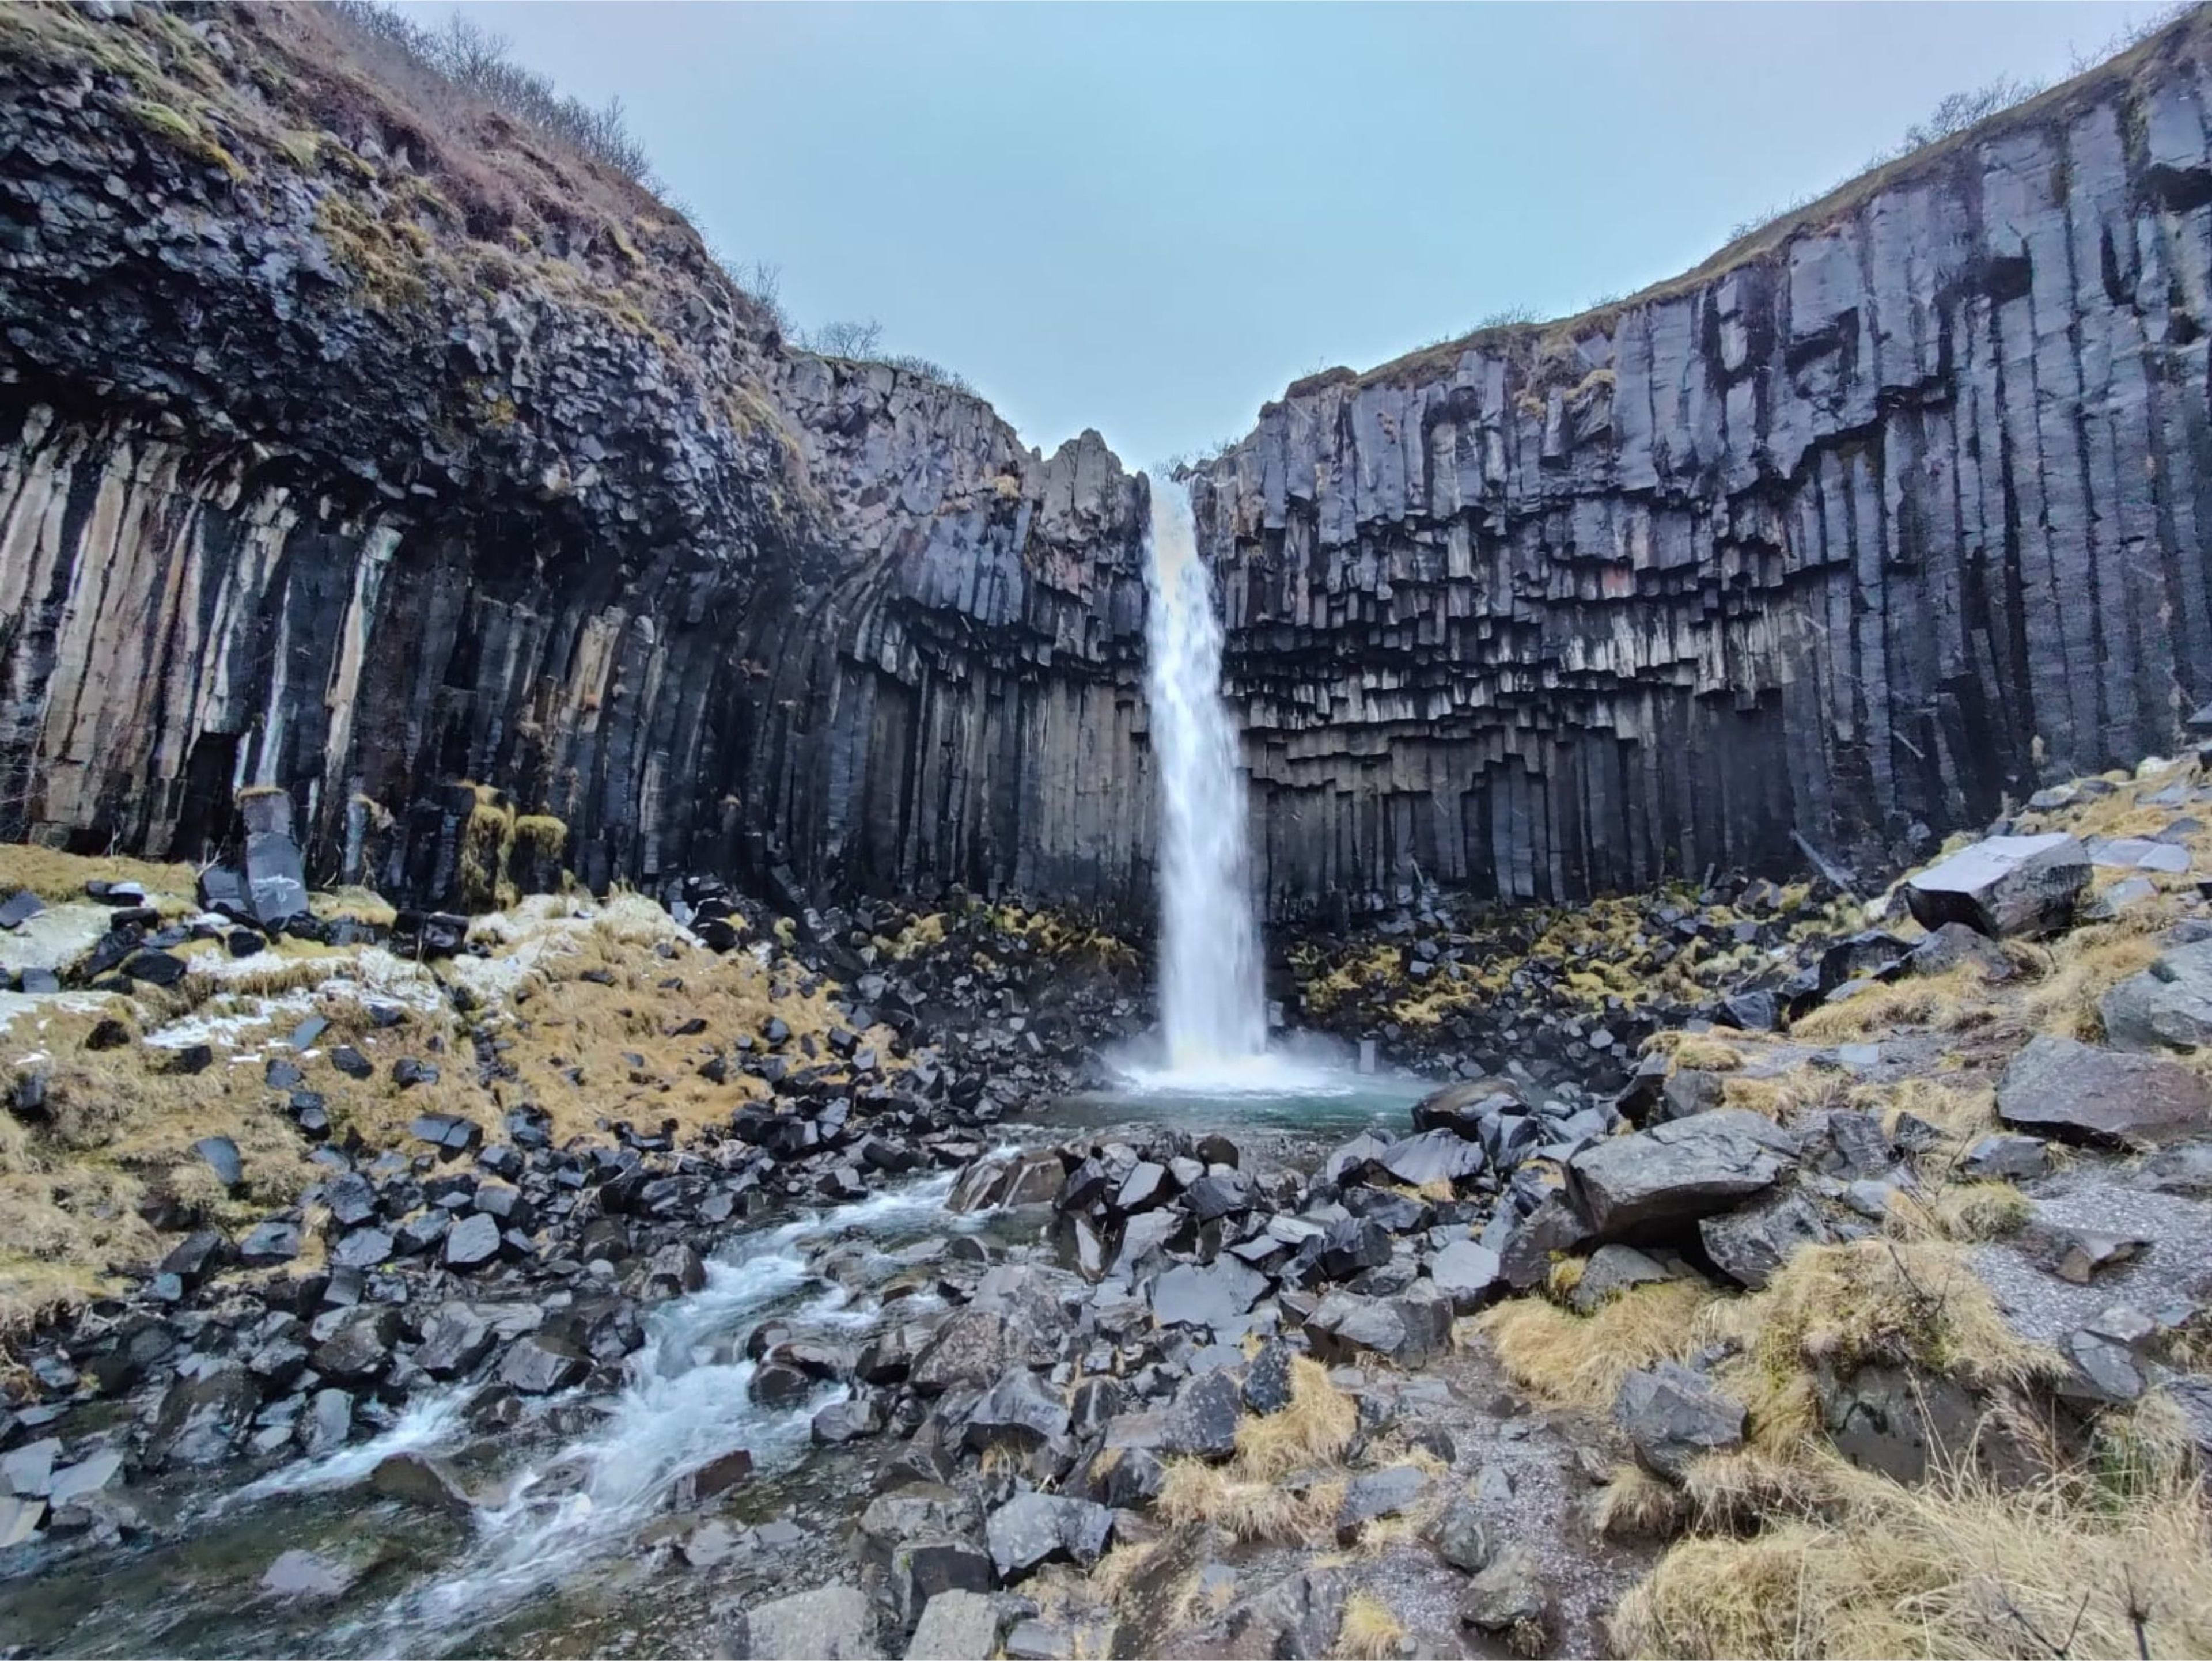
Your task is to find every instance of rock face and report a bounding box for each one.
[0,4,1146,916]
[7,5,2212,921]
[1185,17,2212,916]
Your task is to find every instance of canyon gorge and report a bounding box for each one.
[7,3,2212,924]
[9,9,2212,1661]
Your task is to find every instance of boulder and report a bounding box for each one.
[906,1591,1001,1661]
[1909,922,2016,981]
[1699,1190,1839,1290]
[984,1491,1114,1580]
[2100,938,2212,1053]
[1903,833,2090,938]
[498,1329,589,1394]
[1569,1110,1800,1239]
[1304,1284,1452,1368]
[1615,1362,1745,1478]
[1373,1128,1486,1187]
[1460,1544,1552,1656]
[1432,1493,1496,1573]
[728,1584,883,1661]
[1159,1369,1242,1460]
[1150,1258,1268,1330]
[415,1304,495,1379]
[1429,1238,1502,1313]
[670,1448,754,1507]
[369,1452,474,1516]
[1960,1134,2050,1182]
[153,1365,259,1466]
[1567,1245,1674,1314]
[964,1368,1071,1455]
[1214,1568,1346,1661]
[1997,1034,2212,1146]
[1335,1464,1429,1543]
[888,1537,993,1626]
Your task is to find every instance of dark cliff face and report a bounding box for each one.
[1190,13,2212,918]
[5,2,2212,926]
[0,2,1149,913]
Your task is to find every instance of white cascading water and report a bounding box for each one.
[1141,476,1271,1078]
[230,1174,967,1656]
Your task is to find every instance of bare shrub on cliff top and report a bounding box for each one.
[325,0,655,187]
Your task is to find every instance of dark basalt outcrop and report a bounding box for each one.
[5,1,2212,921]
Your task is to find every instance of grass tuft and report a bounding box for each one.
[1334,1591,1406,1660]
[1476,1280,1717,1413]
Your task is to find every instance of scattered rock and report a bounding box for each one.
[727,1583,883,1661]
[1997,1034,2212,1146]
[1904,833,2090,938]
[1569,1109,1800,1239]
[1615,1362,1745,1478]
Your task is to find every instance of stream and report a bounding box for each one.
[0,1075,1431,1659]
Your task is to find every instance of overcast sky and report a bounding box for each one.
[413,2,2171,468]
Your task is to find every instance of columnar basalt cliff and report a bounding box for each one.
[5,1,2212,924]
[0,2,1149,914]
[1191,13,2212,916]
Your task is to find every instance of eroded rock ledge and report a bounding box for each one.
[7,2,2212,923]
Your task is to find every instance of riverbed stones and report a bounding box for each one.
[154,1365,259,1466]
[728,1583,884,1660]
[1569,1109,1800,1238]
[1997,1034,2212,1145]
[498,1328,588,1394]
[1904,833,2090,938]
[670,1447,754,1507]
[369,1452,474,1516]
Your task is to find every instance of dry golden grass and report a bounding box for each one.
[1155,1461,1346,1544]
[1790,966,1983,1041]
[1334,1592,1407,1660]
[1156,1358,1362,1544]
[1868,1076,2001,1155]
[1699,1239,2058,1455]
[1885,1180,2032,1243]
[2016,917,2169,1042]
[1476,1279,1718,1413]
[1722,1064,1854,1122]
[1611,1449,2212,1660]
[311,885,399,928]
[0,843,196,909]
[1594,1462,1687,1539]
[481,912,895,1148]
[0,1002,334,1328]
[1649,1033,1745,1071]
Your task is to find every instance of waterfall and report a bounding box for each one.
[1142,475,1268,1072]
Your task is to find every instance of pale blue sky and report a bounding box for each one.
[419,2,2169,466]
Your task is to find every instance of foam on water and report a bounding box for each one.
[279,1171,964,1655]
